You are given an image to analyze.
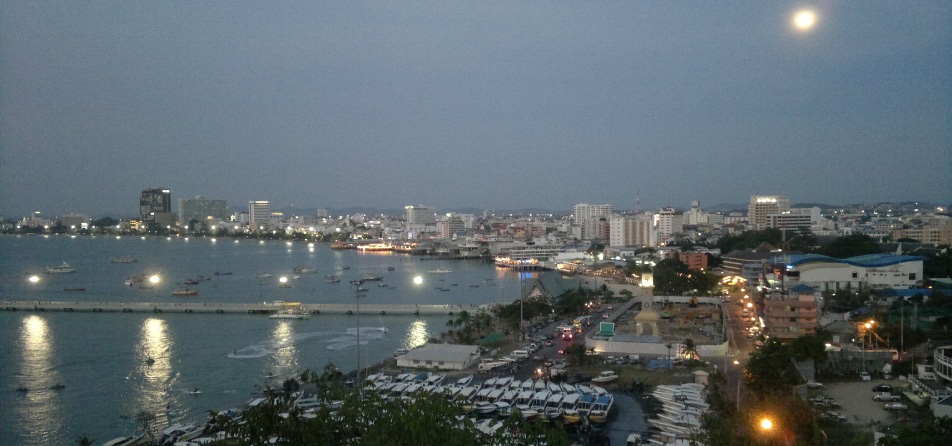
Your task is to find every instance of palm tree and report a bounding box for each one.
[680,338,699,360]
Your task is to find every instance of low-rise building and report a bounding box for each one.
[395,344,481,371]
[784,253,924,291]
[763,285,819,341]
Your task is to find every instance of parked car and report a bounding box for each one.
[874,393,900,402]
[860,371,871,381]
[883,403,908,411]
[822,411,848,422]
[806,380,824,389]
[872,384,893,392]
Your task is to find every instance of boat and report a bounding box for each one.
[591,370,618,383]
[63,287,86,292]
[362,275,383,281]
[256,272,272,278]
[50,383,65,390]
[45,262,76,274]
[214,271,233,275]
[428,268,453,273]
[387,266,395,271]
[269,309,311,319]
[183,278,200,285]
[325,275,340,283]
[172,289,198,296]
[188,388,202,395]
[146,357,155,365]
[102,435,143,446]
[111,256,137,263]
[293,266,316,274]
[378,283,388,287]
[588,394,614,423]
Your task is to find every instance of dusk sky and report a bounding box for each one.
[2,2,949,218]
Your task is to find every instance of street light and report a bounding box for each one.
[350,279,366,389]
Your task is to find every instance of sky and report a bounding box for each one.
[1,2,949,218]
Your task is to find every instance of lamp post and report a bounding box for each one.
[350,279,366,389]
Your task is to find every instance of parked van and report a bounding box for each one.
[511,350,530,360]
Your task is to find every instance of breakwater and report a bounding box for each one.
[2,300,488,315]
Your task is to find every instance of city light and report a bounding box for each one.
[28,275,40,284]
[793,10,816,31]
[760,417,773,430]
[413,276,423,285]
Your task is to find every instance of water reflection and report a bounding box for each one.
[17,315,63,444]
[404,320,428,349]
[134,318,173,418]
[270,321,298,374]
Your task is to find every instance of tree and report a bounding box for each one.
[680,338,699,360]
[214,365,571,445]
[817,234,881,259]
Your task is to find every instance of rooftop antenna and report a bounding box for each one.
[635,189,641,215]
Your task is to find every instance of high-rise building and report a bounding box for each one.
[573,203,613,239]
[609,215,653,247]
[179,196,227,226]
[405,205,437,225]
[748,195,790,230]
[249,201,271,227]
[140,188,171,221]
[655,207,683,242]
[766,207,819,233]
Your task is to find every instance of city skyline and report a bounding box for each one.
[2,3,949,217]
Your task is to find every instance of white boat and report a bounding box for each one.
[269,309,311,319]
[362,275,383,281]
[474,401,497,415]
[45,262,76,273]
[591,370,618,383]
[428,268,453,273]
[455,375,473,387]
[588,394,614,423]
[111,256,137,264]
[256,272,272,278]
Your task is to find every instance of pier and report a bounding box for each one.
[1,300,488,316]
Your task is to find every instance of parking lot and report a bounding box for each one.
[814,378,911,426]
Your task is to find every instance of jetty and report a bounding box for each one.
[2,300,487,316]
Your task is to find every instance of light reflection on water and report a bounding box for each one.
[133,318,175,424]
[270,321,298,375]
[17,315,63,444]
[404,320,428,349]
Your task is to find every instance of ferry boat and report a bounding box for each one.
[428,268,453,274]
[269,309,311,319]
[172,289,199,296]
[45,262,76,274]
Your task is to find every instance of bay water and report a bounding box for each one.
[0,235,524,445]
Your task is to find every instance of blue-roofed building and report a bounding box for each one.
[783,253,924,291]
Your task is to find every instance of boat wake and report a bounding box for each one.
[325,327,389,350]
[228,328,388,357]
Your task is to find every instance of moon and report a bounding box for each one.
[793,10,816,30]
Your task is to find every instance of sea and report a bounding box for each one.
[0,234,527,445]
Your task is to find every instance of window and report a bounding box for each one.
[909,273,916,280]
[789,318,797,322]
[852,272,858,279]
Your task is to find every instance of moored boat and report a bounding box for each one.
[172,289,198,296]
[45,262,76,273]
[428,267,453,273]
[269,309,311,319]
[111,256,137,263]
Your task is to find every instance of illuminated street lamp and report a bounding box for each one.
[760,417,773,430]
[28,275,40,284]
[149,275,160,285]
